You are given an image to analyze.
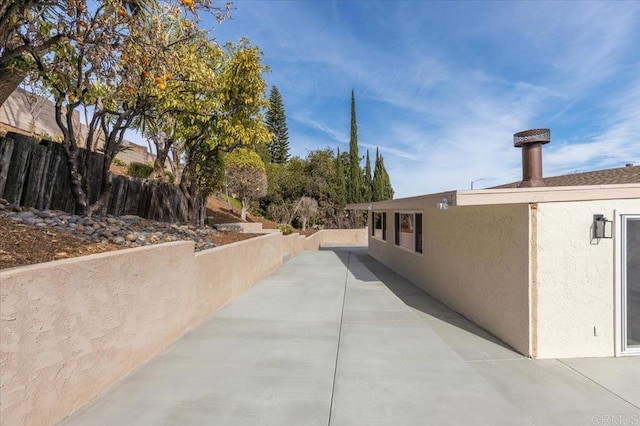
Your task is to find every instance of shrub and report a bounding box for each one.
[278,224,294,235]
[112,158,126,167]
[37,132,63,143]
[127,162,153,179]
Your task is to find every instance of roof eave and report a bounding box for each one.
[346,184,640,211]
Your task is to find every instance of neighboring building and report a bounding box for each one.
[0,88,157,166]
[349,129,640,359]
[0,87,80,142]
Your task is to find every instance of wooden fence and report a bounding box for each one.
[0,133,193,222]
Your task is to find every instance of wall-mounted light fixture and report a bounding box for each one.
[593,214,612,239]
[437,197,449,210]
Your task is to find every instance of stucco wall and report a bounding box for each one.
[281,233,306,259]
[0,242,198,426]
[194,233,283,320]
[535,199,640,358]
[369,204,531,355]
[281,228,367,258]
[0,229,366,425]
[303,228,368,251]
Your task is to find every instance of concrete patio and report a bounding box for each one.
[62,247,640,425]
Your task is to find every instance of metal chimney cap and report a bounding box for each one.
[514,128,550,147]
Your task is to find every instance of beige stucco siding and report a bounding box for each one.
[369,204,531,355]
[535,199,640,358]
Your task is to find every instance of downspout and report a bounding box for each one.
[529,203,538,358]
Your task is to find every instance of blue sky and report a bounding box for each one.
[208,1,640,198]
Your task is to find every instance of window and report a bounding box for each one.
[415,213,423,253]
[394,212,422,253]
[372,212,386,240]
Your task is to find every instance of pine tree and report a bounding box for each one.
[265,86,290,164]
[363,150,372,202]
[347,90,363,203]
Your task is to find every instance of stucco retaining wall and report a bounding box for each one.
[281,233,306,259]
[194,233,283,320]
[369,205,531,355]
[0,242,198,426]
[535,199,640,358]
[0,228,366,425]
[215,222,265,233]
[304,228,368,250]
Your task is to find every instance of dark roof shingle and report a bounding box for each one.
[493,165,640,189]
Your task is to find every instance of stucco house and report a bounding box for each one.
[349,129,640,359]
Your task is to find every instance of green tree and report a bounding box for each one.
[30,0,156,214]
[262,158,306,224]
[297,196,318,231]
[180,40,271,222]
[26,0,233,216]
[335,147,346,208]
[0,0,231,107]
[347,89,363,203]
[260,148,351,229]
[372,148,383,201]
[134,37,270,223]
[372,148,394,201]
[363,150,372,202]
[380,155,394,199]
[265,85,289,164]
[225,148,268,221]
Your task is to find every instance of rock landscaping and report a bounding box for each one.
[0,198,250,253]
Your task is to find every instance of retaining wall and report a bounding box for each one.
[0,134,194,222]
[0,229,367,426]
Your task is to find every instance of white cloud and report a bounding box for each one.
[214,1,640,198]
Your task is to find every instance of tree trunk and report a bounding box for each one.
[152,150,168,180]
[0,66,27,107]
[65,148,88,215]
[241,198,248,221]
[197,194,206,226]
[87,153,114,216]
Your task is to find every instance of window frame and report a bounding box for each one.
[394,211,423,254]
[372,211,387,241]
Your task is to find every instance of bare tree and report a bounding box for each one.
[297,196,318,231]
[225,148,267,221]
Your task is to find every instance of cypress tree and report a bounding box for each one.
[347,90,363,203]
[335,147,347,207]
[363,150,372,202]
[372,148,394,201]
[372,148,384,202]
[380,155,394,200]
[265,86,290,164]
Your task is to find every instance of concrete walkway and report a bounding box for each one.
[62,247,640,425]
